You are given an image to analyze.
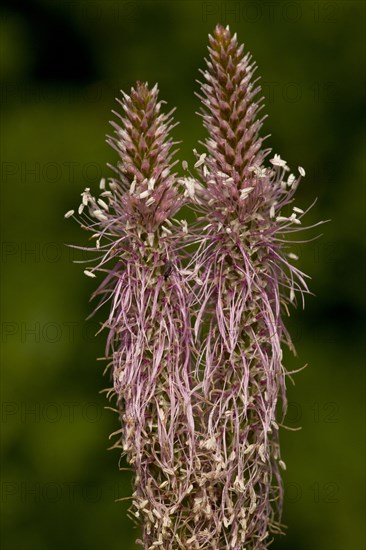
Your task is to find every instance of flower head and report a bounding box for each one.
[68,82,200,548]
[186,24,324,548]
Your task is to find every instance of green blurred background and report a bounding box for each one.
[1,1,365,549]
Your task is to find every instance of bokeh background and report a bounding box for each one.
[1,1,365,549]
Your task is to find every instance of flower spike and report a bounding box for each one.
[187,24,323,549]
[68,82,200,548]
